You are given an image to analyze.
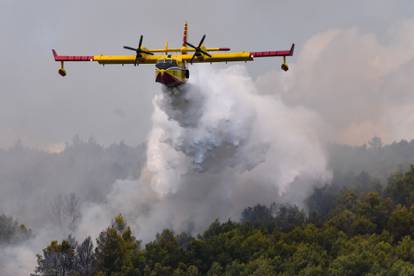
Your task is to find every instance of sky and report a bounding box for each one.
[1,0,414,148]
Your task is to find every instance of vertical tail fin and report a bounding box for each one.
[182,21,188,47]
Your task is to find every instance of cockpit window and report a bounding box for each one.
[156,59,177,69]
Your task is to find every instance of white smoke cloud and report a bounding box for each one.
[78,65,331,242]
[257,19,414,144]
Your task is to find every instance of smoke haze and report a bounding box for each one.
[77,65,331,242]
[257,20,414,144]
[0,141,145,275]
[0,63,331,274]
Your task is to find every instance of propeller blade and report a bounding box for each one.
[190,53,196,64]
[198,34,206,48]
[134,55,139,66]
[186,35,210,62]
[185,41,197,49]
[125,35,149,65]
[138,35,143,49]
[140,50,154,55]
[124,46,137,52]
[200,49,212,57]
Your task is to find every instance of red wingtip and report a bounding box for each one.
[289,44,295,56]
[52,49,58,60]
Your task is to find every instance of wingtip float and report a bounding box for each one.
[52,23,294,87]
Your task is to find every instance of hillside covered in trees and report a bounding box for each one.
[31,164,414,275]
[1,138,414,275]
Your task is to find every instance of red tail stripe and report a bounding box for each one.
[182,22,188,47]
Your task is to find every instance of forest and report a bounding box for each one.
[29,164,414,275]
[1,137,414,275]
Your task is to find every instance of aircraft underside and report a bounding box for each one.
[155,66,189,87]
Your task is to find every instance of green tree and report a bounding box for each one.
[272,203,306,231]
[282,243,328,274]
[95,214,142,276]
[34,236,77,276]
[385,165,414,206]
[76,236,96,276]
[355,192,393,232]
[241,204,273,230]
[239,230,271,261]
[387,205,414,240]
[396,236,414,262]
[329,235,395,275]
[206,262,223,276]
[245,257,275,275]
[327,210,357,235]
[0,214,31,244]
[388,260,414,275]
[144,229,183,273]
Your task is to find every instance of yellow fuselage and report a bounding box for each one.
[154,58,188,87]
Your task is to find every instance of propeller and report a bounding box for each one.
[185,34,212,64]
[123,35,154,66]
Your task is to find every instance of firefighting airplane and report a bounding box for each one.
[52,23,294,88]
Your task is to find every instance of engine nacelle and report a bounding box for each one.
[281,63,289,72]
[58,68,67,77]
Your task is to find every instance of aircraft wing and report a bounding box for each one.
[52,44,294,65]
[52,43,294,76]
[180,44,295,64]
[93,54,162,65]
[180,52,253,63]
[52,49,164,65]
